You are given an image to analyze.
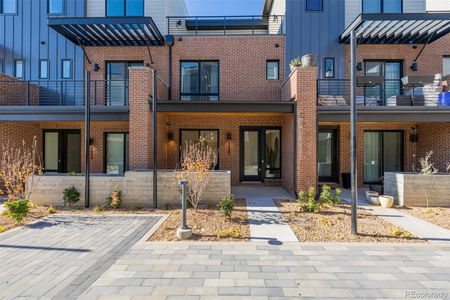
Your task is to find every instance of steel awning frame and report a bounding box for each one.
[48,17,164,46]
[340,13,450,44]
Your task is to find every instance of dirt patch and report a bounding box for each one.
[0,205,48,233]
[149,199,250,241]
[276,200,424,243]
[398,207,450,230]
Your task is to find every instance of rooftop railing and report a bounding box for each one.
[167,15,285,36]
[0,80,129,107]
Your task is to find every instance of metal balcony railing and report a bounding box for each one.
[0,80,129,107]
[167,15,285,36]
[317,78,446,107]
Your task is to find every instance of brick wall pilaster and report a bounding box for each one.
[129,67,152,169]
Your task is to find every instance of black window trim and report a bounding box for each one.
[362,0,403,13]
[324,57,335,78]
[61,59,73,79]
[305,0,323,12]
[39,59,50,79]
[266,59,280,80]
[104,132,129,174]
[105,0,145,17]
[0,0,18,15]
[47,0,65,15]
[179,129,220,169]
[14,59,24,79]
[180,60,220,101]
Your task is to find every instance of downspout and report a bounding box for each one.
[166,35,175,100]
[152,69,158,208]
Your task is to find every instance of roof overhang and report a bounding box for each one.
[155,101,295,113]
[340,13,450,44]
[48,17,164,46]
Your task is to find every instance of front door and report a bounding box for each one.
[44,130,81,173]
[318,127,338,183]
[240,127,281,182]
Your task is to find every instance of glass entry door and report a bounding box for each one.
[364,61,402,105]
[240,127,281,182]
[318,128,338,182]
[44,130,81,173]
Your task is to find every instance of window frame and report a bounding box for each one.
[47,0,65,15]
[306,0,323,12]
[105,0,145,17]
[104,132,129,174]
[39,59,50,79]
[180,60,220,101]
[443,56,450,78]
[0,0,18,15]
[0,59,3,73]
[179,129,220,169]
[266,60,280,80]
[14,59,24,79]
[324,57,335,78]
[61,59,73,79]
[362,0,403,13]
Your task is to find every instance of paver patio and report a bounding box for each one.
[0,214,161,299]
[81,241,450,299]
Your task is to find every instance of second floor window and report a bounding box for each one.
[181,61,219,101]
[324,58,335,78]
[266,60,280,80]
[443,56,450,78]
[1,0,17,14]
[106,0,144,17]
[62,59,72,79]
[40,60,49,79]
[306,0,323,12]
[15,60,24,79]
[48,0,64,14]
[363,0,402,13]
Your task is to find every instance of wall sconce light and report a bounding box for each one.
[275,43,280,48]
[356,62,363,71]
[93,63,99,72]
[226,132,232,154]
[410,62,418,72]
[89,138,95,160]
[168,131,174,141]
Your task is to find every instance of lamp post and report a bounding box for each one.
[350,29,358,235]
[176,179,192,239]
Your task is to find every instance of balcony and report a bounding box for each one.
[167,15,285,36]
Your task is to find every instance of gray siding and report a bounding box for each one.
[286,0,346,79]
[0,0,85,80]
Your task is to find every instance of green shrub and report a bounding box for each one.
[298,187,321,212]
[63,186,80,206]
[217,227,241,238]
[0,226,4,233]
[319,185,341,206]
[47,206,56,214]
[164,204,173,210]
[94,205,104,213]
[219,195,235,220]
[106,184,121,209]
[3,199,30,223]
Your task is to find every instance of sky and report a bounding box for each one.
[185,0,265,16]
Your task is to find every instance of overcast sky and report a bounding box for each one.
[185,0,265,16]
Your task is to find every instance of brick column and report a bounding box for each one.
[129,67,152,170]
[295,67,318,192]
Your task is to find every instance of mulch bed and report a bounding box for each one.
[276,200,424,243]
[149,199,250,241]
[397,206,450,230]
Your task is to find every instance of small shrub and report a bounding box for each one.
[0,226,5,233]
[419,151,438,175]
[319,185,341,206]
[3,199,30,223]
[219,195,235,220]
[67,171,76,176]
[390,227,412,238]
[63,186,80,207]
[47,206,56,214]
[164,204,173,210]
[298,187,321,212]
[289,57,301,68]
[319,217,330,227]
[217,227,241,238]
[106,184,121,209]
[94,205,104,213]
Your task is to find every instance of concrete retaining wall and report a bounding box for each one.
[27,170,231,208]
[384,172,450,207]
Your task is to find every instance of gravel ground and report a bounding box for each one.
[276,200,424,243]
[398,206,450,230]
[149,199,250,241]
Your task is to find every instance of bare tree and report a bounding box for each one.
[419,151,438,175]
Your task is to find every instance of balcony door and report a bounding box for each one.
[44,130,81,173]
[364,61,402,105]
[106,61,143,106]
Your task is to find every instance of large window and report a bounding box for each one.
[105,133,129,174]
[106,0,144,16]
[1,0,17,14]
[364,131,403,183]
[14,60,24,79]
[180,129,219,168]
[444,56,450,78]
[306,0,323,11]
[363,0,402,13]
[181,61,219,101]
[48,0,64,14]
[266,60,279,80]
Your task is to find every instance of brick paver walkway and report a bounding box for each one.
[0,214,161,300]
[82,242,450,299]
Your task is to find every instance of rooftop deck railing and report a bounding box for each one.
[317,78,449,107]
[0,80,129,107]
[167,15,285,36]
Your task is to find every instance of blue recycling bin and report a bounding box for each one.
[438,92,450,106]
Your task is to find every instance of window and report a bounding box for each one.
[0,59,3,73]
[14,60,24,79]
[181,61,219,101]
[105,133,129,174]
[39,60,49,79]
[48,0,64,14]
[324,58,335,78]
[444,56,450,78]
[180,130,219,168]
[106,0,144,16]
[62,59,72,79]
[266,60,279,80]
[306,0,323,11]
[363,0,402,13]
[1,0,17,14]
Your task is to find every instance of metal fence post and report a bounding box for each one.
[176,179,192,239]
[350,30,358,235]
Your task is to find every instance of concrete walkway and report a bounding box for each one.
[0,214,161,299]
[232,186,298,243]
[341,188,450,243]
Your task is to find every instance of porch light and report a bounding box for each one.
[168,131,174,141]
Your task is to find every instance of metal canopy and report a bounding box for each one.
[48,17,164,46]
[340,13,450,44]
